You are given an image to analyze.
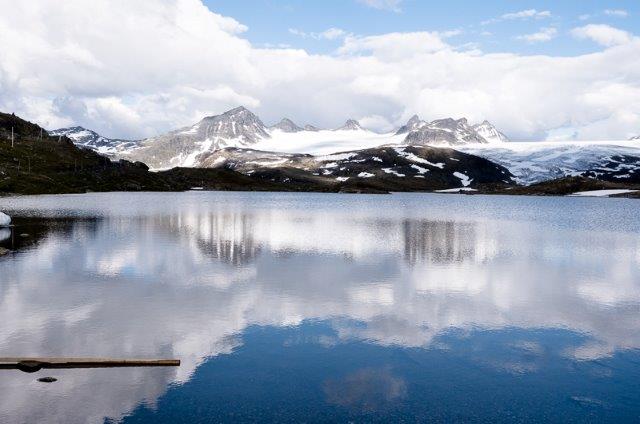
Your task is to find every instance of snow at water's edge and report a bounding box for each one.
[568,189,638,197]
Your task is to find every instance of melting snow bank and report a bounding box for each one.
[435,188,478,193]
[0,212,11,227]
[568,189,638,197]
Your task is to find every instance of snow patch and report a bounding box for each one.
[436,187,478,193]
[358,172,375,178]
[453,171,472,187]
[568,189,638,197]
[410,164,429,174]
[382,168,406,177]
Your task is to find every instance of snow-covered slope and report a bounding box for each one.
[459,141,640,184]
[49,126,139,154]
[253,128,404,156]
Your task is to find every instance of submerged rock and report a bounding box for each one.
[37,377,58,383]
[0,212,10,227]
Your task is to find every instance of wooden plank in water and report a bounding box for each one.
[0,357,180,373]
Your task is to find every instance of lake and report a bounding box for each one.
[1,192,639,423]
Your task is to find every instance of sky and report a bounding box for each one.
[0,0,639,141]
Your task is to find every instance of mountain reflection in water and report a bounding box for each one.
[0,192,639,423]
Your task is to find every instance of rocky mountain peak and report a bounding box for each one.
[472,120,510,143]
[395,114,425,135]
[304,124,320,132]
[271,118,303,133]
[48,126,138,153]
[198,106,270,142]
[404,117,487,146]
[335,119,362,131]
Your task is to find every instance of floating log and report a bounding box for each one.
[0,357,180,373]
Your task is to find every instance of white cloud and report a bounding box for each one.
[571,24,633,46]
[337,31,449,60]
[483,9,551,25]
[289,27,348,41]
[604,9,628,17]
[356,0,402,12]
[0,0,640,141]
[516,27,558,43]
[502,9,552,20]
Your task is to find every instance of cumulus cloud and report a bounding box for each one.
[571,24,633,46]
[356,0,402,12]
[0,0,640,141]
[516,27,558,43]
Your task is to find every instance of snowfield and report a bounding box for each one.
[253,129,405,155]
[458,140,640,184]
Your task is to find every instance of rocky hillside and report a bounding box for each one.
[198,145,515,191]
[49,126,139,154]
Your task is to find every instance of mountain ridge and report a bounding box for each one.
[51,106,510,169]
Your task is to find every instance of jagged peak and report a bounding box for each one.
[304,124,320,132]
[270,118,303,133]
[199,106,257,122]
[335,119,362,131]
[225,105,250,115]
[395,114,425,135]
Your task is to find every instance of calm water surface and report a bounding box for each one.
[0,192,639,423]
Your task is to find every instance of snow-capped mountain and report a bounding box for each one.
[472,121,510,144]
[394,115,508,144]
[631,135,640,140]
[459,141,640,184]
[48,126,139,154]
[395,115,422,135]
[270,118,303,133]
[124,106,271,169]
[56,106,512,169]
[404,118,490,145]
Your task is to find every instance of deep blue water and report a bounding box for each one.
[0,192,639,423]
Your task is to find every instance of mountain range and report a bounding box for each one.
[51,106,508,170]
[48,106,640,186]
[3,110,639,196]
